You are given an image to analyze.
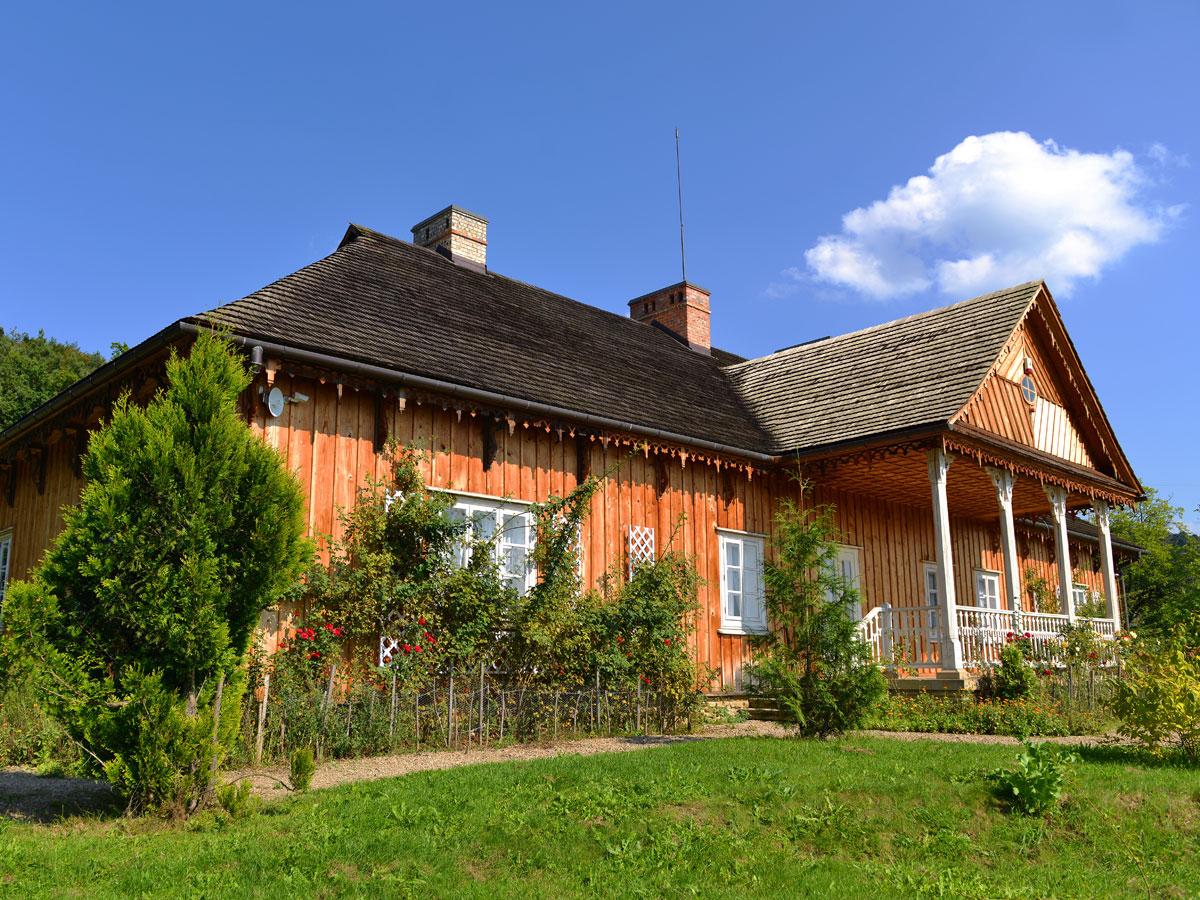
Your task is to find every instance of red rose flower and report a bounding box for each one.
[664,638,671,646]
[617,635,624,644]
[415,645,423,653]
[418,617,426,626]
[424,631,434,641]
[403,644,413,653]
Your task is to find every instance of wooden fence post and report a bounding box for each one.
[472,667,482,748]
[447,668,455,749]
[254,672,270,765]
[388,671,397,742]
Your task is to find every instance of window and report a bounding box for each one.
[1071,583,1102,615]
[825,545,863,619]
[922,562,941,633]
[974,569,1001,609]
[718,531,766,634]
[0,530,10,611]
[1021,375,1037,405]
[445,496,536,594]
[1072,583,1089,610]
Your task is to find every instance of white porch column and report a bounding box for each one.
[1043,484,1076,622]
[928,448,964,670]
[987,467,1022,627]
[1094,500,1123,630]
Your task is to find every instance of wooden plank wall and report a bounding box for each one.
[0,441,85,583]
[972,322,1095,468]
[1,368,1122,692]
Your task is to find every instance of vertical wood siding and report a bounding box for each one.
[0,371,1122,692]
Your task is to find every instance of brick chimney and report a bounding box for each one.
[411,205,488,270]
[628,282,711,354]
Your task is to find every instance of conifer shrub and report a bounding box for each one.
[1,332,309,814]
[289,747,316,791]
[749,490,886,738]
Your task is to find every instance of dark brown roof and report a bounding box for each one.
[724,281,1043,454]
[196,225,772,453]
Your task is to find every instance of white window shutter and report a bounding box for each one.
[744,537,765,629]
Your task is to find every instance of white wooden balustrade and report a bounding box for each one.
[856,602,1117,670]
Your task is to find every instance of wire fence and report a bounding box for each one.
[237,666,696,766]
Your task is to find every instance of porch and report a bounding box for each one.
[803,436,1132,683]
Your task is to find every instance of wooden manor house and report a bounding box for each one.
[0,205,1143,692]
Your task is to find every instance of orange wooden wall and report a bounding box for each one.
[1,368,1119,691]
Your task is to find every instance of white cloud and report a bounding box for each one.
[798,132,1176,300]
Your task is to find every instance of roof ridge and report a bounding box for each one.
[724,280,1044,372]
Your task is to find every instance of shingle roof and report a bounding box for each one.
[196,225,772,453]
[724,281,1043,454]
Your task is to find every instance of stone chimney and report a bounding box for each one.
[411,205,488,270]
[628,281,711,353]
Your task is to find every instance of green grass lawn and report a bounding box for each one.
[2,735,1197,898]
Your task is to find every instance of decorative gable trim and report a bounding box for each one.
[949,282,1140,493]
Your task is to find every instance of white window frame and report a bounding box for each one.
[0,529,11,611]
[974,569,1002,610]
[825,544,863,620]
[1072,583,1097,614]
[718,529,767,635]
[443,493,537,595]
[922,561,941,635]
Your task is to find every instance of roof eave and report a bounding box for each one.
[0,321,190,455]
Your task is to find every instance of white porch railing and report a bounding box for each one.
[857,602,1117,670]
[857,603,943,669]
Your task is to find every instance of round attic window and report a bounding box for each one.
[1021,375,1037,405]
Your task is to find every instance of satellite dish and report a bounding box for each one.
[266,387,286,418]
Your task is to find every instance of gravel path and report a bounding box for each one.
[226,723,1114,798]
[226,720,792,798]
[0,769,119,823]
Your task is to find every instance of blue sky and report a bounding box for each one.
[2,2,1197,524]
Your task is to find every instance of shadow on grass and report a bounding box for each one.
[0,768,123,824]
[1073,743,1200,770]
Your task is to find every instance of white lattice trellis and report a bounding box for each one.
[378,611,401,666]
[627,525,656,579]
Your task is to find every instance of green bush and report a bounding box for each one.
[215,780,258,819]
[749,493,886,738]
[865,692,1107,738]
[978,640,1039,702]
[0,662,79,771]
[2,332,308,814]
[289,747,316,791]
[1110,632,1200,762]
[988,741,1078,816]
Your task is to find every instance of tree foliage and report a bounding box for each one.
[300,448,704,708]
[1110,630,1200,763]
[0,327,106,432]
[307,443,518,672]
[1111,488,1200,638]
[2,331,309,813]
[749,490,886,737]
